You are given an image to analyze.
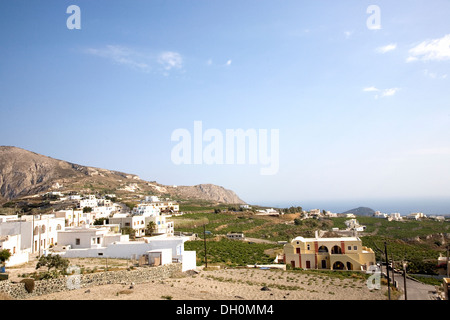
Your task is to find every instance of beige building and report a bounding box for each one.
[283,235,376,271]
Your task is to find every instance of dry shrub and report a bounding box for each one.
[20,278,35,293]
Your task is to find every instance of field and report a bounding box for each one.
[172,211,449,272]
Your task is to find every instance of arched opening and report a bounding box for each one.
[346,262,353,271]
[331,245,342,254]
[333,261,345,270]
[318,245,328,253]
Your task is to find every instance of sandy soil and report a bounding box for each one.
[25,267,386,300]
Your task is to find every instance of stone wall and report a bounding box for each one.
[0,263,182,300]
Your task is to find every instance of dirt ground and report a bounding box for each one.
[20,266,386,300]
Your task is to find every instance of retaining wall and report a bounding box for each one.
[0,263,182,300]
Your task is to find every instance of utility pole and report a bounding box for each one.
[384,242,391,300]
[203,224,208,268]
[391,253,395,288]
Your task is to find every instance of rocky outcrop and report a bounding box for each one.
[169,184,245,204]
[0,146,245,204]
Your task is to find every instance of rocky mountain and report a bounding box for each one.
[341,207,375,216]
[0,146,245,205]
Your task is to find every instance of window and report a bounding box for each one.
[354,246,357,250]
[307,244,311,250]
[75,238,80,245]
[97,237,100,244]
[348,246,352,251]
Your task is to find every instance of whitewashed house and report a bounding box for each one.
[56,234,196,272]
[55,209,91,227]
[132,204,160,217]
[0,234,29,267]
[109,214,146,237]
[373,211,388,219]
[0,214,65,256]
[141,196,180,213]
[344,219,366,232]
[56,225,128,252]
[408,212,426,220]
[388,212,403,221]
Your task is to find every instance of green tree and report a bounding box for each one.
[0,249,11,266]
[83,206,92,213]
[36,254,69,272]
[122,227,136,240]
[93,217,109,225]
[146,221,157,236]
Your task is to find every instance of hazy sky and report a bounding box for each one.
[1,1,450,211]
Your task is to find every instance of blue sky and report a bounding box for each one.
[1,1,450,213]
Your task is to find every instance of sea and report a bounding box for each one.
[255,197,450,216]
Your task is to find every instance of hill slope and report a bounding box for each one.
[341,207,375,216]
[0,146,245,204]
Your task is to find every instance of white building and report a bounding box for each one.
[388,212,403,221]
[0,214,65,256]
[0,234,29,267]
[344,219,366,232]
[55,209,92,227]
[373,211,388,219]
[140,196,180,213]
[56,234,196,272]
[226,232,245,240]
[56,225,128,251]
[256,208,279,215]
[324,211,338,217]
[109,214,147,238]
[148,215,174,236]
[408,212,426,220]
[132,203,160,217]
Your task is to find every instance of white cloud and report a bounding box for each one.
[158,51,183,71]
[381,88,400,97]
[407,34,450,62]
[363,86,380,92]
[85,46,184,75]
[206,59,213,66]
[226,60,232,66]
[376,43,397,54]
[85,45,151,72]
[363,86,399,98]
